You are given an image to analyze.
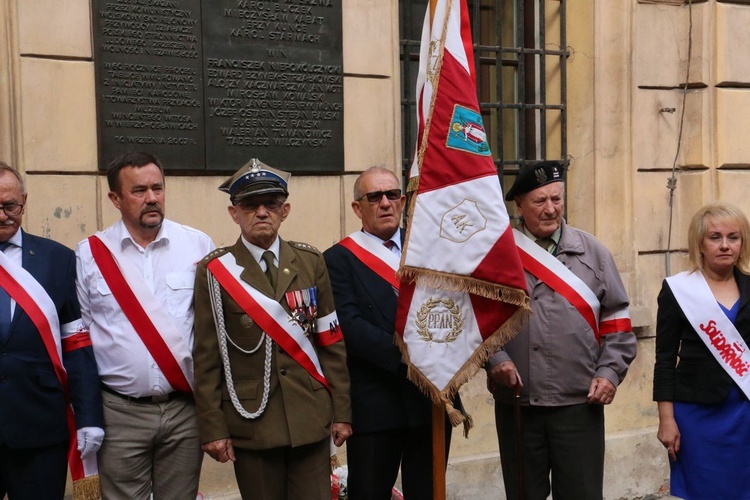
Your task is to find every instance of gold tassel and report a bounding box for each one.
[72,475,101,500]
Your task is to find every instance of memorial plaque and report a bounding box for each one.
[202,0,344,172]
[92,0,344,173]
[92,0,205,170]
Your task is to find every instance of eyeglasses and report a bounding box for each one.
[0,203,23,216]
[235,199,285,213]
[357,189,402,203]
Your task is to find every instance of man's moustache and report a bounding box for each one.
[141,206,163,215]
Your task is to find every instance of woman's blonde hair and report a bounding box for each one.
[688,202,750,273]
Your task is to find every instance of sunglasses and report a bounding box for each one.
[357,189,402,203]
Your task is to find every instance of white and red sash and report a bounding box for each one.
[667,271,750,398]
[88,234,193,394]
[207,252,339,389]
[0,251,95,482]
[338,232,400,289]
[513,229,631,343]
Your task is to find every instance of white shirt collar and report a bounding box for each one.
[114,219,169,251]
[242,235,280,266]
[362,228,401,252]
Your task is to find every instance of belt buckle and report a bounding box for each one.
[151,394,170,403]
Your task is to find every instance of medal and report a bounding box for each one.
[286,286,318,337]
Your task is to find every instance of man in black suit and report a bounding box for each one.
[324,166,450,500]
[0,161,104,499]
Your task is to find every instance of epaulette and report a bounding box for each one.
[289,241,320,254]
[200,246,232,264]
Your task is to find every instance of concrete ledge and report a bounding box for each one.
[443,426,670,499]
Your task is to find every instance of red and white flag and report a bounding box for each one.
[397,0,530,426]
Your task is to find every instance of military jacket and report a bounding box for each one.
[193,237,351,450]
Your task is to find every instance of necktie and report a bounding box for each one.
[0,242,13,342]
[383,240,396,251]
[262,250,277,292]
[535,237,554,253]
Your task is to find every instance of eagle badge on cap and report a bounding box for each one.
[535,167,548,184]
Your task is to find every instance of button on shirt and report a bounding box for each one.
[75,219,215,397]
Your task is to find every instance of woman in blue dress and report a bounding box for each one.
[654,203,750,499]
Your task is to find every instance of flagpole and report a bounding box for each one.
[425,0,447,495]
[432,403,447,499]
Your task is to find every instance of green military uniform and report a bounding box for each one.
[193,238,351,449]
[194,157,351,499]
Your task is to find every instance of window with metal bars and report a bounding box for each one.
[399,0,569,187]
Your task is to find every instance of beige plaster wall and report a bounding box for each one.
[7,0,750,498]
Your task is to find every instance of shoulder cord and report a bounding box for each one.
[207,270,272,419]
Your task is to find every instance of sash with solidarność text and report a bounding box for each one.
[667,270,750,399]
[513,229,631,344]
[0,250,96,481]
[206,252,342,389]
[338,231,400,290]
[88,234,193,394]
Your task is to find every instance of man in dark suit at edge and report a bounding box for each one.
[0,161,103,499]
[324,166,453,500]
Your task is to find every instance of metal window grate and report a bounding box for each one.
[399,0,569,182]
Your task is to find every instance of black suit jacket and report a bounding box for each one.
[0,231,103,449]
[653,268,750,404]
[324,231,432,434]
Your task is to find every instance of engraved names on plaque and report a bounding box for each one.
[92,0,205,170]
[92,0,344,172]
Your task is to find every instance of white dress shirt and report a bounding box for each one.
[362,228,402,257]
[75,219,215,397]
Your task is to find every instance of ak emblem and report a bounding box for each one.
[440,199,487,243]
[446,105,491,156]
[285,286,318,337]
[416,297,463,344]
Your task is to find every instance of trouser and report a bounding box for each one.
[495,402,604,500]
[346,421,452,500]
[98,389,202,500]
[0,441,67,500]
[233,438,330,500]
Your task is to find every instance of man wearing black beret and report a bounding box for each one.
[487,161,637,500]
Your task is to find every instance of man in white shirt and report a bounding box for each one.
[75,151,215,499]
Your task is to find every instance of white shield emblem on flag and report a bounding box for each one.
[440,199,487,243]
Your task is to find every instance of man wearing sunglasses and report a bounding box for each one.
[193,158,352,500]
[324,167,453,499]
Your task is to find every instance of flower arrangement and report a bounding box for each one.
[331,465,403,500]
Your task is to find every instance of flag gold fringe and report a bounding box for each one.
[407,175,420,194]
[395,303,529,437]
[399,267,531,309]
[72,475,101,500]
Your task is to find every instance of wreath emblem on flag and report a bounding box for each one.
[416,297,464,344]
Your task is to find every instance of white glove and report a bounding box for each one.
[76,427,105,459]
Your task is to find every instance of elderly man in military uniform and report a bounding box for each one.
[192,158,352,500]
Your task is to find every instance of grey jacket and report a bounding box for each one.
[489,220,637,406]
